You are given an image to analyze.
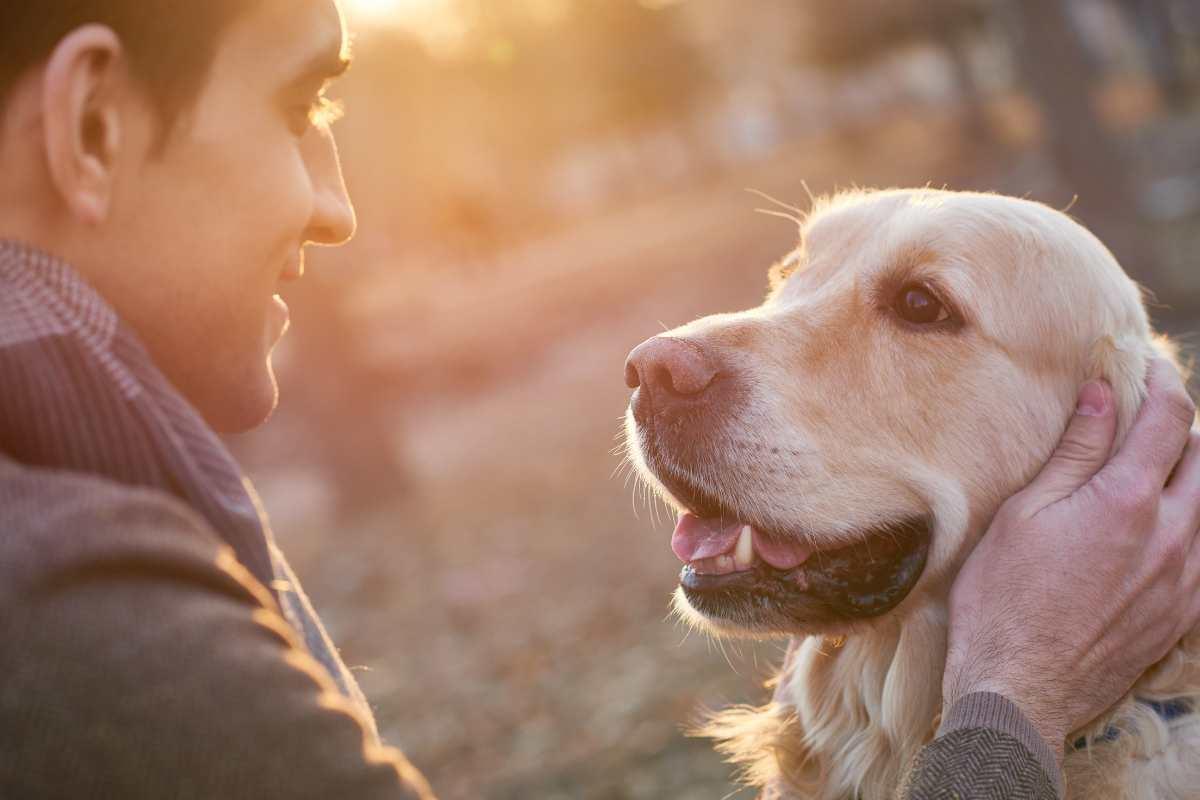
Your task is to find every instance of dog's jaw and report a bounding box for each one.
[628,402,936,636]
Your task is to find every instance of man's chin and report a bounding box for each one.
[191,360,281,435]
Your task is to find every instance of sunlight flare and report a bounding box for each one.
[343,0,449,24]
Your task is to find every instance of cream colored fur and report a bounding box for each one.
[628,189,1199,799]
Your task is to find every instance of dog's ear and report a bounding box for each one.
[1088,333,1183,454]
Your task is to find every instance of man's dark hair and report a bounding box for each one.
[0,2,261,128]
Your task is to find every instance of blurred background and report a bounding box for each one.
[231,1,1200,797]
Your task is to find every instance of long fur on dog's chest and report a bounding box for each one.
[707,607,1200,800]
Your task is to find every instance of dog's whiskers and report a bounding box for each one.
[717,637,742,678]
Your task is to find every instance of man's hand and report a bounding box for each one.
[943,357,1200,767]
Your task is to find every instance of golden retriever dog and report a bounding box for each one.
[622,188,1199,799]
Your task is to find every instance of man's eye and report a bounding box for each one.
[893,284,951,325]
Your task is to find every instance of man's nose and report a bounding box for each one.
[624,336,719,408]
[303,130,357,246]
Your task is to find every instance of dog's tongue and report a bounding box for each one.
[672,513,741,562]
[753,530,813,570]
[671,513,813,570]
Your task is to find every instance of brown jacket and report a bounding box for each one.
[0,454,433,800]
[898,692,1062,799]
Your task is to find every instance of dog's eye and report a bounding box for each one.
[894,285,950,325]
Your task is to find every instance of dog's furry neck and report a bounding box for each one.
[709,603,948,800]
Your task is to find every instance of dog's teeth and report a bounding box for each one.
[734,524,754,569]
[715,554,734,573]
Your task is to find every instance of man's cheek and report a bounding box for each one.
[249,149,316,238]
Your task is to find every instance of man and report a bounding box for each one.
[0,2,1194,799]
[0,1,434,797]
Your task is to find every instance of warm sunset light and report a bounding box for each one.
[342,0,470,53]
[343,0,449,25]
[8,0,1189,798]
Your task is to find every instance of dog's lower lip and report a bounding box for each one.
[679,516,931,625]
[681,561,809,591]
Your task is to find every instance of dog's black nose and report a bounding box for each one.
[624,336,718,404]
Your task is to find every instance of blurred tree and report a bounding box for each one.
[1112,0,1200,109]
[792,0,1169,293]
[796,0,994,143]
[797,0,990,66]
[1001,0,1167,293]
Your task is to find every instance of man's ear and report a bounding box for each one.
[41,25,127,224]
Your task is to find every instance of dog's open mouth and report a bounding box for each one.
[660,470,931,629]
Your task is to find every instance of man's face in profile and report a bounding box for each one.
[103,0,355,433]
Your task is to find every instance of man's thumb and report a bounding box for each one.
[1026,380,1117,505]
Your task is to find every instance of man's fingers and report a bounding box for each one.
[1108,358,1196,490]
[1025,379,1117,505]
[1164,429,1200,519]
[1181,534,1200,638]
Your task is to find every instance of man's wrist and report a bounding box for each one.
[944,671,1068,751]
[938,691,1065,797]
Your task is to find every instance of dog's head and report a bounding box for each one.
[624,188,1165,638]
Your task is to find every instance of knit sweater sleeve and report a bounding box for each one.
[896,692,1063,800]
[0,480,435,800]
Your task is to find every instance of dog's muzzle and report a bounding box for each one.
[623,333,933,633]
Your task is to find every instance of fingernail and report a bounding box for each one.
[1077,380,1109,416]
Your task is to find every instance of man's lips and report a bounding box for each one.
[270,256,302,337]
[280,255,304,283]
